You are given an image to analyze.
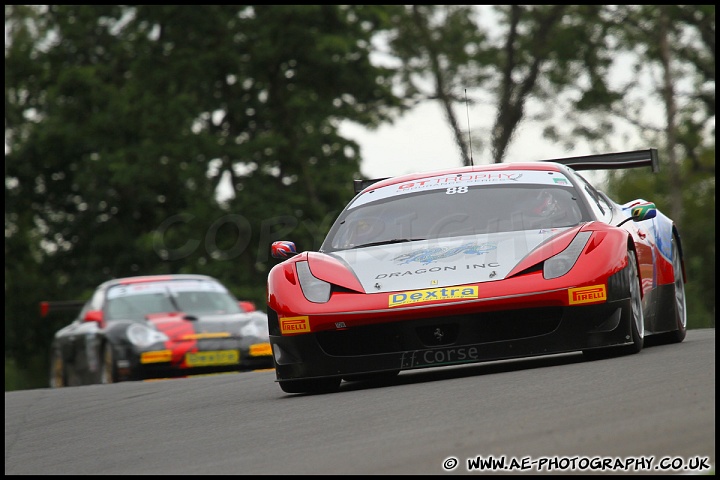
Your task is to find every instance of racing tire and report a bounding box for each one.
[100,343,117,384]
[49,349,66,388]
[656,235,688,344]
[279,377,341,394]
[583,249,644,360]
[620,249,644,355]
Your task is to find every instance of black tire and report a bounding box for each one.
[583,249,644,360]
[49,349,66,388]
[100,343,117,384]
[659,235,688,344]
[279,377,341,394]
[620,249,645,355]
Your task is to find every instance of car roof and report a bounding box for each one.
[361,161,569,194]
[97,274,218,290]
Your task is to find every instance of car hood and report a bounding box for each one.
[322,228,576,293]
[145,311,269,340]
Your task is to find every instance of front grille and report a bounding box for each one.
[416,323,459,346]
[316,307,562,356]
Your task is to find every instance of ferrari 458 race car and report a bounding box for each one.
[43,274,273,387]
[266,149,688,395]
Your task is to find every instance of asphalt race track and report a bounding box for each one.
[5,329,715,475]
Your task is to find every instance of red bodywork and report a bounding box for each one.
[268,222,672,334]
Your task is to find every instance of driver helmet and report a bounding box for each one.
[530,190,559,217]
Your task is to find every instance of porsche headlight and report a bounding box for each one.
[127,323,169,347]
[544,231,592,279]
[296,261,332,303]
[240,312,270,337]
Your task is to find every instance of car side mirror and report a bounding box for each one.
[630,202,657,222]
[239,301,256,312]
[271,241,298,259]
[83,310,104,326]
[616,201,657,227]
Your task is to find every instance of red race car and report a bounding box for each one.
[43,274,273,387]
[267,149,687,394]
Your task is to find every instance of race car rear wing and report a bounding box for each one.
[40,300,86,318]
[354,178,389,195]
[353,148,659,194]
[542,148,659,173]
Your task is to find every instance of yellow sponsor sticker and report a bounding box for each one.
[280,316,311,334]
[185,350,239,367]
[181,332,231,340]
[389,286,479,307]
[141,350,173,364]
[568,285,607,305]
[249,342,272,357]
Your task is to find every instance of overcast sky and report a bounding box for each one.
[342,101,593,180]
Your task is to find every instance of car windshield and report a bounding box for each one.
[322,175,588,252]
[105,280,243,320]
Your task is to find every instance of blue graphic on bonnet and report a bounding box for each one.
[393,243,497,265]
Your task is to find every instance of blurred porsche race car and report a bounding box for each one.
[267,149,687,394]
[43,274,273,387]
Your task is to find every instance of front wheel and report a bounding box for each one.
[661,235,687,344]
[100,343,117,384]
[49,349,66,388]
[621,249,644,355]
[583,249,644,360]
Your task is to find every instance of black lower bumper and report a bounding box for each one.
[116,349,274,382]
[270,299,634,382]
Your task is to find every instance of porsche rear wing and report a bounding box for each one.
[40,300,86,318]
[542,148,659,173]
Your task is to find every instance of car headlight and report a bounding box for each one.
[296,261,332,303]
[127,323,169,347]
[240,313,270,338]
[543,231,592,279]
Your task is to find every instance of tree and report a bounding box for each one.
[4,5,714,391]
[388,5,624,164]
[5,5,404,389]
[603,5,715,328]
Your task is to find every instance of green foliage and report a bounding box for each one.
[5,5,403,390]
[5,356,49,391]
[605,149,716,329]
[5,5,715,392]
